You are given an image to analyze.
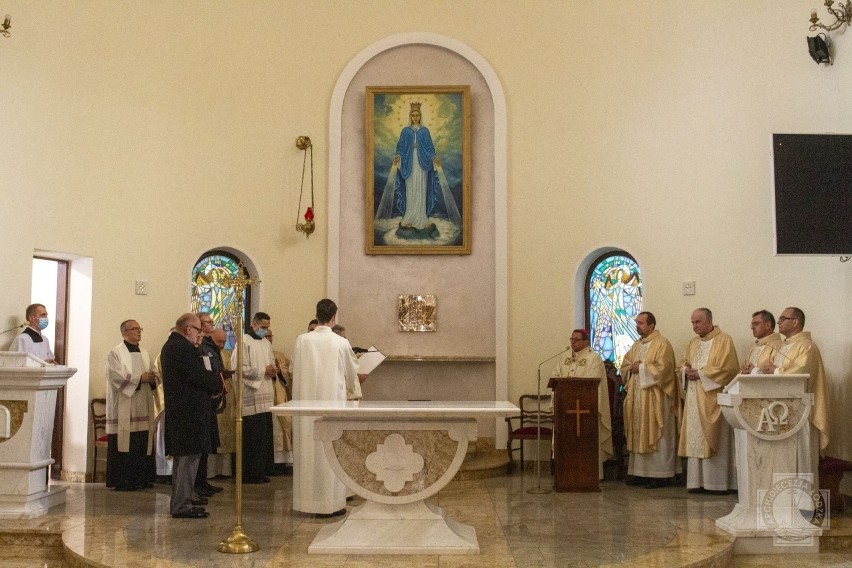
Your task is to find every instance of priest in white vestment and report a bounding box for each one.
[292,299,365,516]
[620,312,681,488]
[550,329,612,479]
[12,303,56,363]
[741,309,782,374]
[105,319,157,490]
[678,308,739,494]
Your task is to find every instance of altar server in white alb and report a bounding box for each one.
[238,311,277,484]
[551,328,612,479]
[105,319,158,491]
[292,298,366,516]
[12,303,56,363]
[678,308,739,494]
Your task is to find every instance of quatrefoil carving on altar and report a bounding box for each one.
[365,433,425,492]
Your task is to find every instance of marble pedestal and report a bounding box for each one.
[0,352,77,518]
[272,400,517,555]
[716,374,822,554]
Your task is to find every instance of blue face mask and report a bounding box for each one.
[37,317,49,330]
[255,328,268,339]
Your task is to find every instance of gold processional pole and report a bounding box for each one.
[217,269,260,554]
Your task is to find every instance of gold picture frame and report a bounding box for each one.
[365,86,471,255]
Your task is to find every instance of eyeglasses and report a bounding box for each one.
[125,327,143,333]
[189,325,203,333]
[778,316,796,322]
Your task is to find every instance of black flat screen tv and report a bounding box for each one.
[771,133,852,256]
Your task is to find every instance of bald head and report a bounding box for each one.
[691,308,714,338]
[211,328,227,351]
[175,313,202,345]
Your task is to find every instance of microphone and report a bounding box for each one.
[528,346,570,495]
[538,348,571,373]
[769,342,799,368]
[1,324,24,335]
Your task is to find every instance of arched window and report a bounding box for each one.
[190,250,251,351]
[585,251,643,368]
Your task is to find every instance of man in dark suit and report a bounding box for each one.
[194,312,226,497]
[161,313,223,519]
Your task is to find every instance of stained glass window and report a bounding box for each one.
[585,252,643,368]
[190,250,250,351]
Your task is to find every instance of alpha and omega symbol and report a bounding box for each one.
[756,401,790,432]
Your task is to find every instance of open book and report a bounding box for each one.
[357,346,386,375]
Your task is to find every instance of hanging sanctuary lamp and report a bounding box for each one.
[295,135,316,238]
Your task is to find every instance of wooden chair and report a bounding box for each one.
[505,394,553,473]
[90,398,108,482]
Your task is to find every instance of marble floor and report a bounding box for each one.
[1,472,850,567]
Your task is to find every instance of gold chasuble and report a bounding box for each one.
[272,349,292,452]
[677,326,739,459]
[620,330,679,455]
[744,332,782,370]
[772,331,829,451]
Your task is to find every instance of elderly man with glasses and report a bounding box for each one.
[161,313,223,519]
[105,319,158,491]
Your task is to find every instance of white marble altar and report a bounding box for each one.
[716,374,822,554]
[271,400,517,554]
[0,352,77,518]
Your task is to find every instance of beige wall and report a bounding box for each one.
[1,2,849,471]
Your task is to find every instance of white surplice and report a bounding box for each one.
[106,342,155,453]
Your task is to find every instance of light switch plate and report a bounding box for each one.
[683,280,696,296]
[135,280,149,295]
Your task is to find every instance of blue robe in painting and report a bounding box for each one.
[393,126,448,219]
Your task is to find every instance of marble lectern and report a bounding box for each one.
[716,373,822,554]
[271,400,517,555]
[0,352,77,518]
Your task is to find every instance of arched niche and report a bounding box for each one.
[327,34,508,443]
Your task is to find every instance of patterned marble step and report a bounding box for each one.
[601,518,736,568]
[456,437,509,480]
[0,531,65,567]
[820,514,852,552]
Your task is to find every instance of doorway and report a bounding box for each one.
[31,257,69,480]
